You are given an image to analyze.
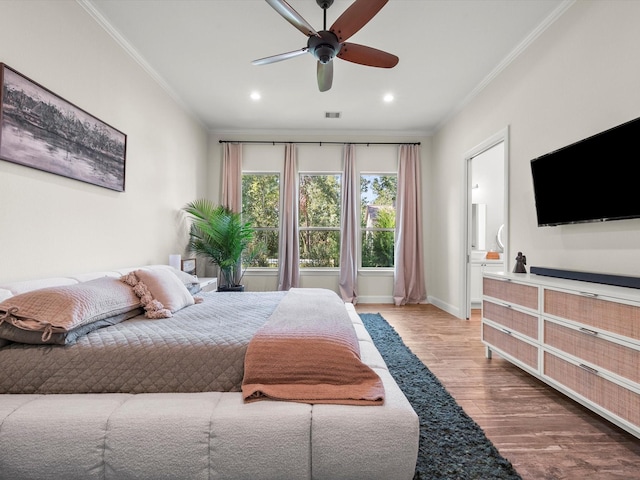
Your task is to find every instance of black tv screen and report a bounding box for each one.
[530,116,640,227]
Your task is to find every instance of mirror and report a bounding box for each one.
[496,224,504,252]
[471,144,505,253]
[472,203,487,250]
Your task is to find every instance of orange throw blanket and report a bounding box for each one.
[242,288,384,405]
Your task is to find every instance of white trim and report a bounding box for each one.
[299,268,339,276]
[212,128,431,137]
[77,0,203,127]
[427,295,460,318]
[244,269,278,277]
[461,127,510,320]
[358,269,394,277]
[435,0,575,133]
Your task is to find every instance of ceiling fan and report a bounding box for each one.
[252,0,399,92]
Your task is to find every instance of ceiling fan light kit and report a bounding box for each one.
[253,0,399,92]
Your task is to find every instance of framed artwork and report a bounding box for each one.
[0,63,127,192]
[181,258,197,275]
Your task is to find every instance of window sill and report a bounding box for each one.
[245,268,394,277]
[358,268,394,277]
[244,268,278,276]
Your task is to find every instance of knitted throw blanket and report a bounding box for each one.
[242,288,384,405]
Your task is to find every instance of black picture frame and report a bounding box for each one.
[0,63,127,192]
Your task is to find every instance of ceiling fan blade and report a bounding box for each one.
[265,0,319,37]
[330,0,388,42]
[317,61,333,92]
[252,48,309,65]
[337,43,398,68]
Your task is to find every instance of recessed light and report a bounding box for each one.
[250,91,261,101]
[383,93,394,103]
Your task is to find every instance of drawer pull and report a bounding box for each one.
[578,363,599,375]
[579,291,599,298]
[578,327,599,336]
[501,328,512,335]
[500,302,513,309]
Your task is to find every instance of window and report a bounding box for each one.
[299,173,341,267]
[242,173,279,268]
[360,174,396,268]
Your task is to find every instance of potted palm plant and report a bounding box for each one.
[183,199,257,292]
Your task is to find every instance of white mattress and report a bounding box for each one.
[0,270,419,479]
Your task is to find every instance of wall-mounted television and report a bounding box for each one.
[530,116,640,227]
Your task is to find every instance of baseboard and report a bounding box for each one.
[428,295,461,319]
[530,266,640,290]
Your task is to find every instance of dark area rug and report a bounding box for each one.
[359,313,522,480]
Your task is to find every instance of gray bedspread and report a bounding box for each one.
[0,291,286,394]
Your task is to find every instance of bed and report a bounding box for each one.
[0,265,419,479]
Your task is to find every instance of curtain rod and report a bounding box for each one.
[218,140,420,146]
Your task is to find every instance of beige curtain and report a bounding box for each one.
[277,143,300,291]
[339,144,358,303]
[393,144,427,305]
[222,143,242,212]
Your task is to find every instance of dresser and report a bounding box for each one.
[470,258,504,306]
[482,271,640,438]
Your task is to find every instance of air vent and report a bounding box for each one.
[325,111,341,119]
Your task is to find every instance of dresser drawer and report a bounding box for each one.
[544,289,640,342]
[544,320,640,385]
[544,351,640,429]
[483,301,538,340]
[482,323,538,370]
[483,277,538,310]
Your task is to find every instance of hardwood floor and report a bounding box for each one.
[355,303,640,480]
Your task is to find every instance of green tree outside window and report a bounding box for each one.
[361,174,396,268]
[242,173,280,267]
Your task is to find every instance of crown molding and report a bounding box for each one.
[435,0,576,133]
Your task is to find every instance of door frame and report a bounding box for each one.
[461,127,510,319]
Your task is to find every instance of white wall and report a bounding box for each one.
[209,133,430,302]
[429,0,640,316]
[0,1,209,283]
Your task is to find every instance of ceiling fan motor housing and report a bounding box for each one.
[316,0,334,9]
[308,30,341,64]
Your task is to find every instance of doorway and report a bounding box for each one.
[462,128,509,319]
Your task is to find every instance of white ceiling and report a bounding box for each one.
[82,0,569,135]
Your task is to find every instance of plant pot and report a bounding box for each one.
[216,285,245,293]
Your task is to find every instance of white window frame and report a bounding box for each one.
[298,171,342,270]
[241,171,281,271]
[359,172,397,271]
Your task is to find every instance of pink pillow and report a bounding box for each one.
[120,269,195,317]
[134,268,195,313]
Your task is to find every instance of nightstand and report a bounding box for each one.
[198,277,218,292]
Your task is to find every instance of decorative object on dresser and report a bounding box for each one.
[0,63,127,192]
[482,270,640,438]
[513,251,527,273]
